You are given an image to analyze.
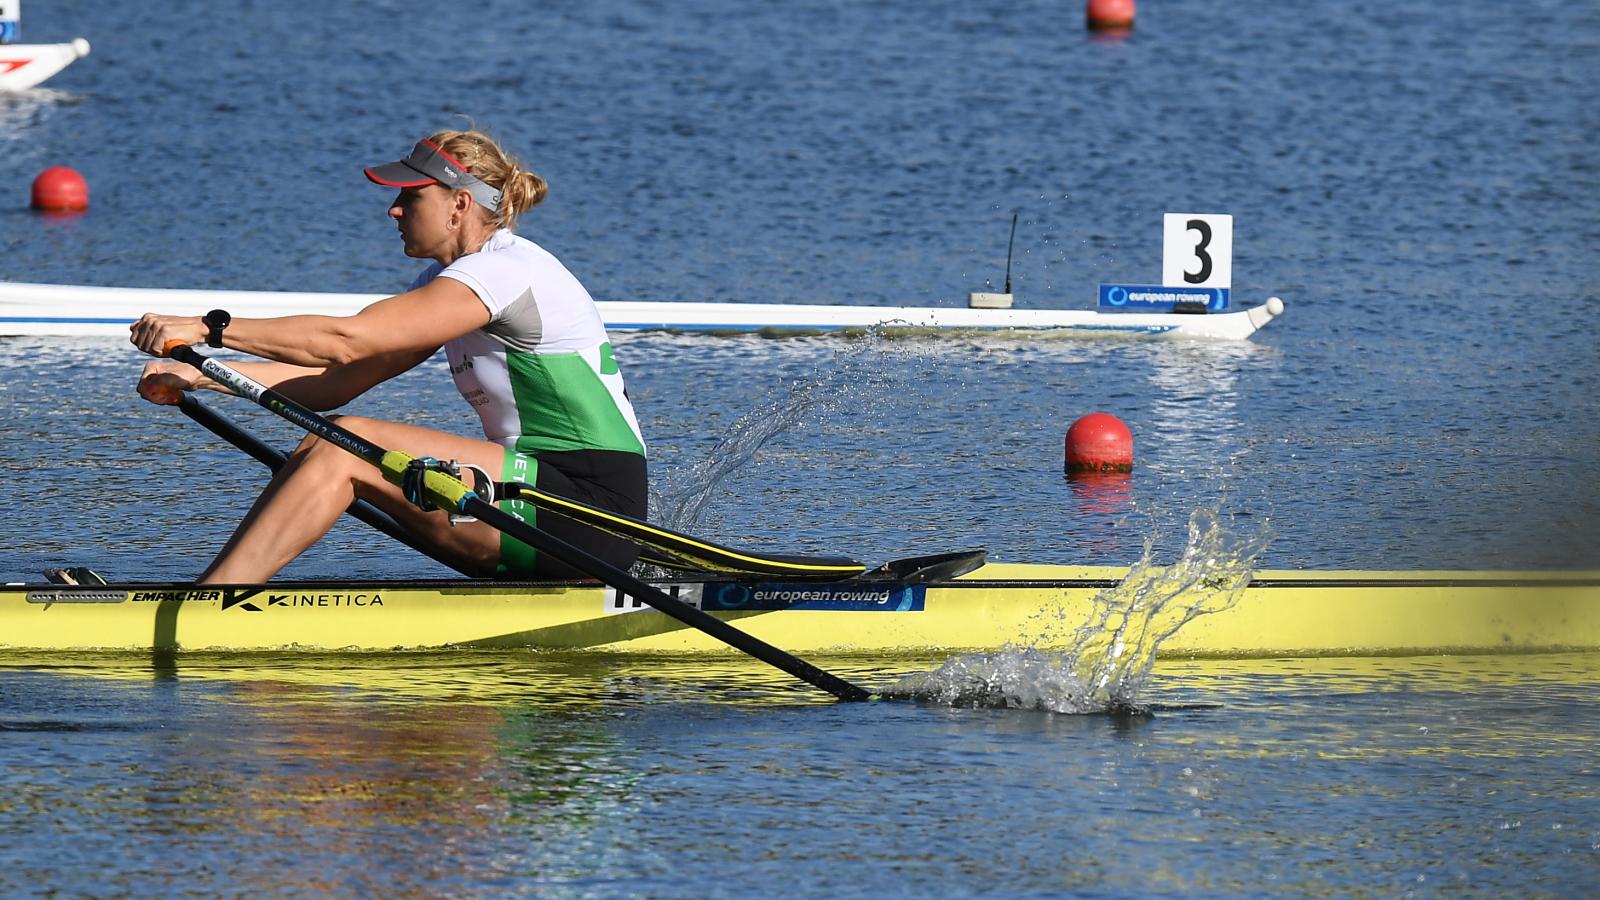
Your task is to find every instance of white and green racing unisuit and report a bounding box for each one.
[413,229,647,577]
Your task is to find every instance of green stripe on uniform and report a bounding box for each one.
[506,347,645,455]
[496,446,540,576]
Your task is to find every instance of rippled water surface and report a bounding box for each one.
[2,0,1597,895]
[3,653,1597,896]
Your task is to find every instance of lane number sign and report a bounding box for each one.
[1162,213,1232,289]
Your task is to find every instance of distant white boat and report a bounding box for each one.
[0,38,90,91]
[0,280,1285,340]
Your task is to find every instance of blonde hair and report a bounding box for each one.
[426,129,548,231]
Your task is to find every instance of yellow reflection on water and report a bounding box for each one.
[1145,653,1600,763]
[1155,652,1600,690]
[0,650,896,706]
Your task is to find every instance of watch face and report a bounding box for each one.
[204,309,230,347]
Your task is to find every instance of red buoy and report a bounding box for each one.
[32,166,89,211]
[1064,412,1134,475]
[1086,0,1135,31]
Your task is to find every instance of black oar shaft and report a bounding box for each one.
[459,494,869,700]
[164,344,870,702]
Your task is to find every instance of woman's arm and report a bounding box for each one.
[270,349,438,409]
[130,277,491,367]
[138,348,436,411]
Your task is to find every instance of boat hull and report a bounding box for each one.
[5,565,1596,657]
[0,281,1284,340]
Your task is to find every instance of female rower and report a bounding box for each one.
[130,129,647,583]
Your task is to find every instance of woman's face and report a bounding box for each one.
[387,184,457,259]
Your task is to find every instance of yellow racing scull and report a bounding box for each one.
[6,565,1596,657]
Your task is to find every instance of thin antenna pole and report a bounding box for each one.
[1004,212,1018,294]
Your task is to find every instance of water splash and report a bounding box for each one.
[891,506,1270,714]
[649,332,931,532]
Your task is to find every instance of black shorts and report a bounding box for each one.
[496,448,648,580]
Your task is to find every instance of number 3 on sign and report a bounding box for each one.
[1162,213,1232,288]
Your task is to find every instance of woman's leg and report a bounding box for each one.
[198,417,512,584]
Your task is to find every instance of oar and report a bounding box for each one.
[157,342,873,702]
[184,390,985,586]
[175,393,474,577]
[178,393,989,585]
[176,393,868,581]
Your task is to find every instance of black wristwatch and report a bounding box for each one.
[202,309,231,348]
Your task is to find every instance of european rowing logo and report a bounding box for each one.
[601,582,926,614]
[704,583,926,612]
[716,584,753,608]
[713,582,928,608]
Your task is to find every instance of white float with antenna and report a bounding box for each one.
[969,212,1017,310]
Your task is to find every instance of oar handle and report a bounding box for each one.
[136,340,196,405]
[142,380,184,405]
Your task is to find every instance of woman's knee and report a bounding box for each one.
[291,431,372,479]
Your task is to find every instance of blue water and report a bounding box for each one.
[2,0,1598,894]
[2,653,1598,896]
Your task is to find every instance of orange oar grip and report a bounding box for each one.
[149,382,183,406]
[160,339,186,358]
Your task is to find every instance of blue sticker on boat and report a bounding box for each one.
[1098,284,1229,312]
[702,581,925,612]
